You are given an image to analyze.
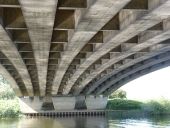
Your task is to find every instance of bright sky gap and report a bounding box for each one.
[121,66,170,101]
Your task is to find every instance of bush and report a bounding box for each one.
[107,99,142,110]
[109,90,127,99]
[0,99,21,118]
[107,98,170,116]
[142,99,170,115]
[0,76,21,118]
[0,85,16,100]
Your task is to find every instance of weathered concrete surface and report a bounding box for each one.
[85,96,108,110]
[73,20,170,95]
[86,42,170,95]
[19,97,44,113]
[63,1,170,95]
[75,96,87,109]
[19,96,108,111]
[0,26,33,96]
[52,0,131,95]
[105,57,170,95]
[52,97,76,110]
[0,0,170,100]
[97,51,170,95]
[19,0,58,96]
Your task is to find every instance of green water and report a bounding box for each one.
[0,116,170,128]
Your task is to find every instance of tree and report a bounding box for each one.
[109,89,127,99]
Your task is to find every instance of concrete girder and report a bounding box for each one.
[85,34,170,94]
[19,0,58,96]
[85,44,170,95]
[104,55,170,95]
[0,51,30,95]
[0,0,170,98]
[95,50,170,95]
[58,0,88,9]
[52,0,131,95]
[63,1,170,95]
[69,17,169,93]
[72,20,170,95]
[0,26,33,96]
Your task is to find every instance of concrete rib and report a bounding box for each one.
[19,0,58,96]
[0,26,33,96]
[52,0,131,95]
[63,1,170,95]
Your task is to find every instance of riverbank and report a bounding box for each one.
[106,98,170,117]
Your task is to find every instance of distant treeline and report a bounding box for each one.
[107,98,170,115]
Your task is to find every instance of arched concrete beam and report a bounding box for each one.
[95,51,170,94]
[85,40,170,94]
[0,64,22,96]
[73,23,170,95]
[52,0,131,94]
[104,58,170,95]
[63,1,170,95]
[19,0,58,96]
[0,26,33,96]
[96,51,170,94]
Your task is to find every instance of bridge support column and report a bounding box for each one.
[52,97,76,110]
[85,96,108,110]
[19,96,108,112]
[75,96,87,110]
[42,96,54,110]
[19,96,44,113]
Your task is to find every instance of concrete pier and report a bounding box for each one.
[19,96,108,113]
[52,97,76,110]
[85,96,108,110]
[19,97,44,113]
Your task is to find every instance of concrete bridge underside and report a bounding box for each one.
[0,0,170,111]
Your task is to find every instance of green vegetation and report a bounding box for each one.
[107,90,170,115]
[107,99,142,110]
[142,99,170,115]
[0,75,21,118]
[107,98,170,115]
[0,99,21,118]
[109,90,127,99]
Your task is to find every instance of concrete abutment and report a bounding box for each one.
[19,96,108,113]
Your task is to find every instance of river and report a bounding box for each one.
[0,116,170,128]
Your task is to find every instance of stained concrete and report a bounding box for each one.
[0,1,170,106]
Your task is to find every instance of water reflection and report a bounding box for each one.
[0,116,170,128]
[108,116,170,128]
[17,117,107,128]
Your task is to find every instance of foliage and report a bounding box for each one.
[0,99,21,118]
[107,99,142,110]
[107,98,170,115]
[0,76,21,118]
[141,99,170,115]
[109,90,127,99]
[0,75,9,85]
[0,84,16,99]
